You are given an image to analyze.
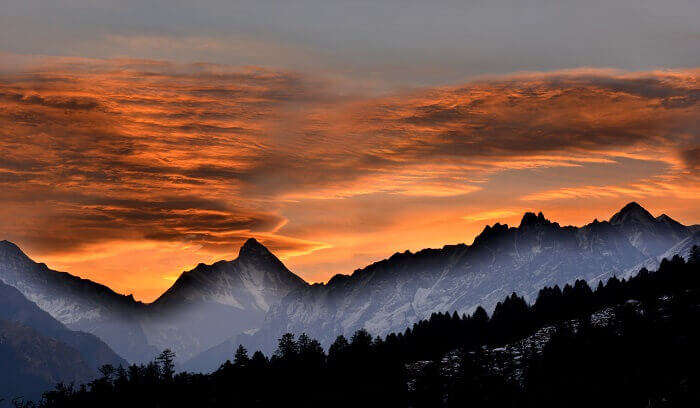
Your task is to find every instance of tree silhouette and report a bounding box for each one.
[233,345,249,369]
[155,349,176,382]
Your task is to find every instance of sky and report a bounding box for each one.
[1,0,698,301]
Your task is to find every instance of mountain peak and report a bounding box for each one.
[0,240,31,261]
[238,237,273,259]
[242,237,263,248]
[610,202,655,225]
[656,214,683,226]
[519,211,550,228]
[0,239,20,251]
[620,201,645,212]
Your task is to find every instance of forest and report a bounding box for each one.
[11,246,700,408]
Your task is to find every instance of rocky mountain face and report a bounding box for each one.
[609,202,691,257]
[154,239,307,310]
[0,239,309,364]
[234,203,697,357]
[0,280,126,401]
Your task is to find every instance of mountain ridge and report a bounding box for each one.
[297,202,690,290]
[1,202,697,371]
[0,237,309,363]
[215,202,697,365]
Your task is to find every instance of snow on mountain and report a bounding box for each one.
[153,238,306,311]
[235,203,696,356]
[141,238,308,361]
[1,203,695,370]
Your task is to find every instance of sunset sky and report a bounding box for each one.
[1,0,698,301]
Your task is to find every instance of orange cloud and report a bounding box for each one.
[0,57,697,300]
[463,210,520,222]
[521,173,700,202]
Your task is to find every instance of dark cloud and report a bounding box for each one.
[681,148,700,170]
[0,61,696,259]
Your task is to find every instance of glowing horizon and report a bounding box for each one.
[1,59,698,301]
[7,196,699,302]
[1,0,698,302]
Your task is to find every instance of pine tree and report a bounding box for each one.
[98,364,115,381]
[328,335,350,367]
[472,306,489,323]
[298,333,324,369]
[689,245,699,265]
[233,345,250,368]
[250,350,269,370]
[350,329,373,354]
[115,365,128,390]
[156,349,176,382]
[274,333,299,362]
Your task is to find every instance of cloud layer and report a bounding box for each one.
[0,58,697,300]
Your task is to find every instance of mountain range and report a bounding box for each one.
[1,202,698,375]
[187,202,699,371]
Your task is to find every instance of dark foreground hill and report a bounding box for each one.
[0,281,126,402]
[0,320,94,403]
[27,246,700,408]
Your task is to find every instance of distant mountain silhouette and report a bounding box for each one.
[0,280,126,401]
[0,320,92,402]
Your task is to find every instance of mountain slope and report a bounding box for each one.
[0,280,126,373]
[238,202,696,354]
[141,238,309,361]
[0,280,127,402]
[0,238,308,363]
[0,320,95,402]
[2,202,696,370]
[609,202,691,257]
[0,241,156,362]
[153,238,307,311]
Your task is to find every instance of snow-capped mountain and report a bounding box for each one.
[609,202,691,257]
[0,238,309,363]
[1,202,696,370]
[234,203,697,356]
[153,238,307,311]
[140,238,308,361]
